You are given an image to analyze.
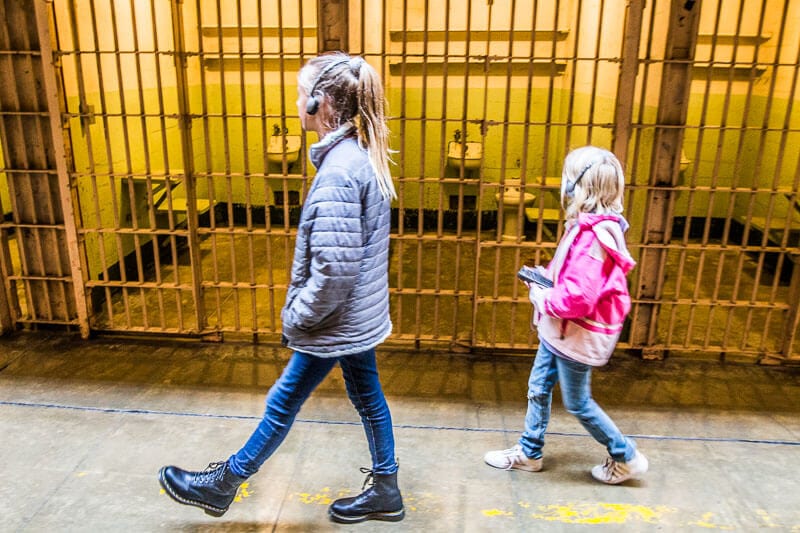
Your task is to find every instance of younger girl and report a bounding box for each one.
[484,146,648,484]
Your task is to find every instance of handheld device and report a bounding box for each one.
[517,265,553,288]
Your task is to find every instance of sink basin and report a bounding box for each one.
[267,135,301,164]
[447,142,482,169]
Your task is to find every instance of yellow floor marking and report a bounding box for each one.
[528,502,675,525]
[687,512,735,530]
[286,487,797,529]
[291,487,353,505]
[233,482,252,502]
[483,509,514,517]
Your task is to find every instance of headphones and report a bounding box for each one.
[305,59,352,115]
[565,160,599,197]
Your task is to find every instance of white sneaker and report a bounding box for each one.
[484,444,543,472]
[591,450,648,484]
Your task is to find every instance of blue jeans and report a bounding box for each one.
[229,348,397,478]
[519,342,636,462]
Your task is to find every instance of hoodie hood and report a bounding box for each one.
[574,213,636,275]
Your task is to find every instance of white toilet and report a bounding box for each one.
[495,178,536,240]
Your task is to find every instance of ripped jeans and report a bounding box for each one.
[519,341,636,462]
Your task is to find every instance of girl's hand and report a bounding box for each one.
[529,284,547,312]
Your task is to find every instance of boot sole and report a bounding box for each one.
[328,507,405,524]
[158,467,228,517]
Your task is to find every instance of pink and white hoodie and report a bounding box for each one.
[530,213,636,367]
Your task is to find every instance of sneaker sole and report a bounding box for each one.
[328,507,405,524]
[591,467,647,484]
[158,467,228,517]
[484,458,542,472]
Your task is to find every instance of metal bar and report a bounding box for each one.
[503,0,523,347]
[419,0,436,341]
[192,0,213,332]
[774,0,800,361]
[0,219,12,332]
[210,0,232,333]
[88,0,132,328]
[145,0,174,330]
[393,0,408,340]
[233,0,247,333]
[318,0,348,52]
[33,0,90,336]
[171,0,205,334]
[123,0,153,329]
[740,3,778,354]
[528,0,548,248]
[107,0,148,329]
[630,0,700,357]
[719,0,763,354]
[585,0,605,144]
[0,1,23,330]
[704,0,747,353]
[3,7,60,323]
[612,0,644,166]
[676,0,726,351]
[456,0,473,347]
[625,0,658,349]
[256,3,273,334]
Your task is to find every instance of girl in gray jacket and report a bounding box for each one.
[159,52,403,524]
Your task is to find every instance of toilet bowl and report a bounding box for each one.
[495,179,536,240]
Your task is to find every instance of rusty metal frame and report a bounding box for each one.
[170,0,207,336]
[33,0,90,337]
[612,0,644,165]
[630,0,701,357]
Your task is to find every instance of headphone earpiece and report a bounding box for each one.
[566,160,598,198]
[306,96,320,116]
[304,59,351,117]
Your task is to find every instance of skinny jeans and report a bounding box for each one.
[229,348,397,478]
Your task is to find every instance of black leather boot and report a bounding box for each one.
[158,460,246,517]
[329,468,405,524]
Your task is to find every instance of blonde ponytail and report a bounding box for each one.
[355,60,396,201]
[300,54,396,201]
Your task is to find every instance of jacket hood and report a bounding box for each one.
[574,213,636,274]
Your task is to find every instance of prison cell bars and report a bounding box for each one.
[3,0,798,361]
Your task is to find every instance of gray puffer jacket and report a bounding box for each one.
[281,125,393,357]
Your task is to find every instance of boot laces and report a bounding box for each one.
[197,461,227,484]
[359,467,374,490]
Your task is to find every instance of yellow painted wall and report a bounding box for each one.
[49,0,800,277]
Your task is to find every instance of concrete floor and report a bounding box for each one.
[1,332,799,532]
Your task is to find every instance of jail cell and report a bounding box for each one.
[624,0,800,363]
[0,0,797,363]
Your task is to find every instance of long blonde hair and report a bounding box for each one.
[298,53,397,201]
[560,146,625,220]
